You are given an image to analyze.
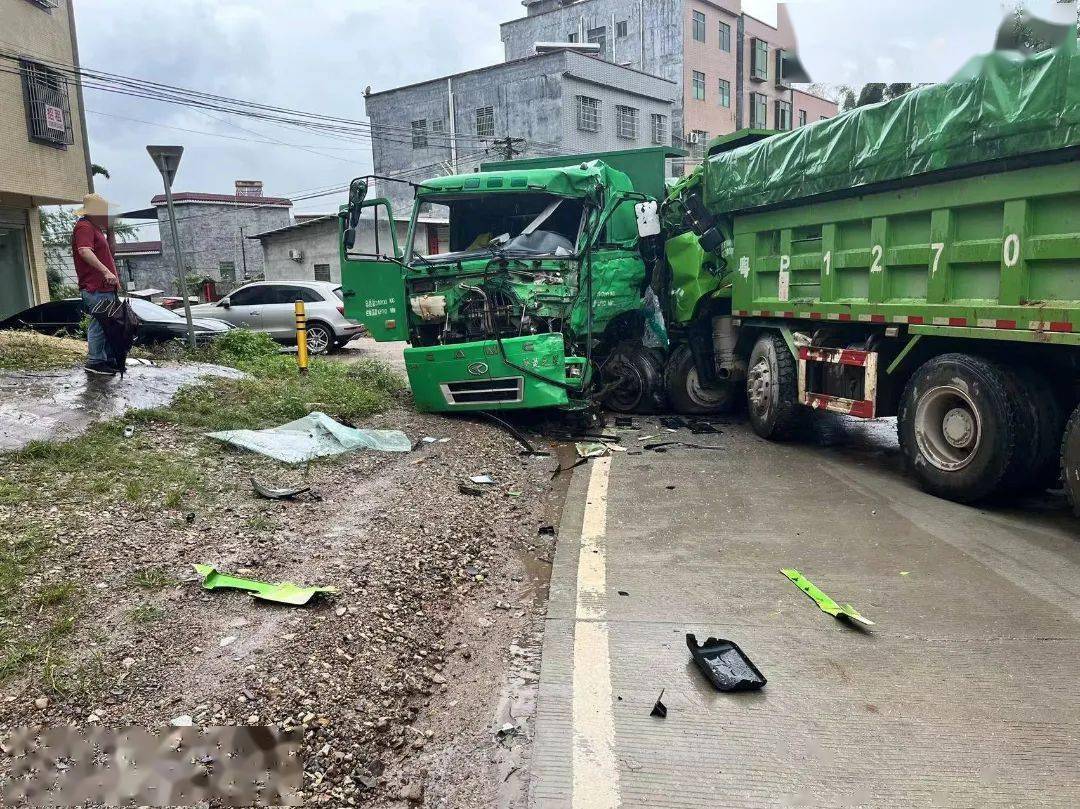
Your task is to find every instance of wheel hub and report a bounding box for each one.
[942,407,976,449]
[748,358,772,412]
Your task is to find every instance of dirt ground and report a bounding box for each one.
[0,398,567,807]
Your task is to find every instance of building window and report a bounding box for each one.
[577,96,600,132]
[219,260,236,283]
[568,32,578,43]
[431,119,445,136]
[651,113,668,145]
[19,59,73,147]
[587,26,606,59]
[798,109,807,127]
[689,129,709,159]
[719,21,731,52]
[615,105,638,139]
[411,119,427,149]
[775,99,792,130]
[476,106,494,138]
[313,263,331,282]
[616,20,628,38]
[718,78,731,108]
[692,70,705,101]
[749,92,768,128]
[23,0,59,10]
[751,38,769,81]
[692,11,706,43]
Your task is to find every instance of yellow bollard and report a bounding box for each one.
[295,299,309,374]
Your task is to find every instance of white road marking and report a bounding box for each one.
[572,456,619,808]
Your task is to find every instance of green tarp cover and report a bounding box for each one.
[703,40,1080,213]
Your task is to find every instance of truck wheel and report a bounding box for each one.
[746,333,803,440]
[1062,404,1080,515]
[1011,367,1065,491]
[602,342,666,414]
[664,344,737,415]
[897,353,1017,503]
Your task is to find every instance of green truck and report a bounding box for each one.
[341,40,1080,509]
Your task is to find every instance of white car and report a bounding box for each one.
[189,281,363,354]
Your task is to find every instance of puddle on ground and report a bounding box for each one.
[0,361,245,452]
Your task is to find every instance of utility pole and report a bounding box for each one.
[239,225,248,280]
[147,145,197,349]
[489,136,526,161]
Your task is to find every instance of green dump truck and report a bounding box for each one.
[341,40,1080,509]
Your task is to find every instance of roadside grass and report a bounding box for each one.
[0,330,85,371]
[0,327,404,689]
[128,605,166,624]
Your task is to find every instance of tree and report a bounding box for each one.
[837,82,919,112]
[1009,1,1078,53]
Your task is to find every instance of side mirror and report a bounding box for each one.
[219,298,231,309]
[347,178,368,228]
[343,227,357,250]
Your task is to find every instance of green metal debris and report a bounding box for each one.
[780,568,874,627]
[193,564,338,606]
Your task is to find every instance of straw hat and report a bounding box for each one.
[75,192,111,217]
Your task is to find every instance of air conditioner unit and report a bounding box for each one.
[288,249,304,262]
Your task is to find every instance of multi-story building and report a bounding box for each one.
[500,0,838,164]
[364,48,677,214]
[0,0,92,319]
[118,180,292,297]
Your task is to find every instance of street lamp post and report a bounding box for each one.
[147,145,197,349]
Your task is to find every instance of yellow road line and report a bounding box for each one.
[572,456,619,808]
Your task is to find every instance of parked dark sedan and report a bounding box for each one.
[0,298,233,344]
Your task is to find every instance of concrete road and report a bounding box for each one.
[532,415,1080,808]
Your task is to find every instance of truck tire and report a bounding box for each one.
[746,333,803,440]
[602,342,666,414]
[897,353,1018,503]
[1011,367,1065,491]
[664,344,737,415]
[1062,404,1080,515]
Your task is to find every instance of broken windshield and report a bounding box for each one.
[407,192,587,264]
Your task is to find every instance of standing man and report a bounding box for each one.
[72,193,121,375]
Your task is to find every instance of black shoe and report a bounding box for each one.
[84,361,116,376]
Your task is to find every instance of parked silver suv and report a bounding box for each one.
[189,281,362,354]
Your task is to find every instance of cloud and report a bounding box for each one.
[74,0,515,222]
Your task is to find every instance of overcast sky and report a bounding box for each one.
[73,0,1073,233]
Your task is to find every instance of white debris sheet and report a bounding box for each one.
[206,411,411,463]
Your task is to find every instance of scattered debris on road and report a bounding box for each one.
[551,458,588,479]
[780,568,875,628]
[250,477,312,501]
[650,690,667,718]
[686,634,767,692]
[470,474,496,485]
[206,411,411,462]
[193,563,338,605]
[575,441,608,458]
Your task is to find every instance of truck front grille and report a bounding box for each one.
[441,377,524,405]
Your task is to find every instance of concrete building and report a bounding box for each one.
[364,49,677,213]
[500,0,838,164]
[0,0,92,319]
[250,212,449,284]
[119,180,292,297]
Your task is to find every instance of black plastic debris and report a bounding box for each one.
[643,441,680,452]
[617,590,629,596]
[614,416,635,428]
[551,457,588,479]
[538,524,556,536]
[688,421,721,435]
[251,477,311,501]
[650,689,667,718]
[459,483,485,496]
[480,411,550,456]
[660,416,687,430]
[686,634,766,692]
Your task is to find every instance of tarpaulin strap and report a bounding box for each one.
[780,568,874,627]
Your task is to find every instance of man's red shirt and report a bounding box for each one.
[72,218,118,293]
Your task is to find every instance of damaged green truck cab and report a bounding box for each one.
[341,149,678,412]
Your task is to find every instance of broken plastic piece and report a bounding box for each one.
[686,633,767,692]
[660,417,686,430]
[551,458,588,479]
[650,689,667,718]
[251,477,311,500]
[614,416,635,428]
[688,421,720,435]
[206,412,411,463]
[469,474,495,485]
[193,564,338,606]
[780,568,875,627]
[459,483,485,496]
[123,425,135,438]
[575,441,608,458]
